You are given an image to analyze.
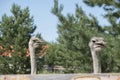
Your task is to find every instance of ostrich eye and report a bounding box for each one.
[92,40,96,43]
[33,40,37,42]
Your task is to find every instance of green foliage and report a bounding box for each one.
[0,4,36,74]
[45,0,120,73]
[44,0,106,73]
[83,0,120,72]
[1,0,120,74]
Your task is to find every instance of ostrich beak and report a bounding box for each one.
[40,40,44,43]
[102,41,106,46]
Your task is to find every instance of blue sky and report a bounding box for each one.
[0,0,109,42]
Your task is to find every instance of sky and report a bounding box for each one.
[0,0,109,42]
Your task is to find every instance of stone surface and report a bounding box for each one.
[0,73,120,80]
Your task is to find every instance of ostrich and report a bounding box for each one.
[29,37,42,74]
[89,37,106,73]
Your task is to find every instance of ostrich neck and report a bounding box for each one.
[91,50,101,73]
[29,46,37,74]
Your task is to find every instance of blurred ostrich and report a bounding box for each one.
[89,37,106,73]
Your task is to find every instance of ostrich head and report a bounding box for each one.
[29,37,42,49]
[89,37,106,52]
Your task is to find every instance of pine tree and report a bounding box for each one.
[83,0,120,72]
[47,0,106,73]
[0,4,36,74]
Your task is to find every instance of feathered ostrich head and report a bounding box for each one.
[89,37,106,52]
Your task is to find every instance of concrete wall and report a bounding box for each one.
[0,74,120,80]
